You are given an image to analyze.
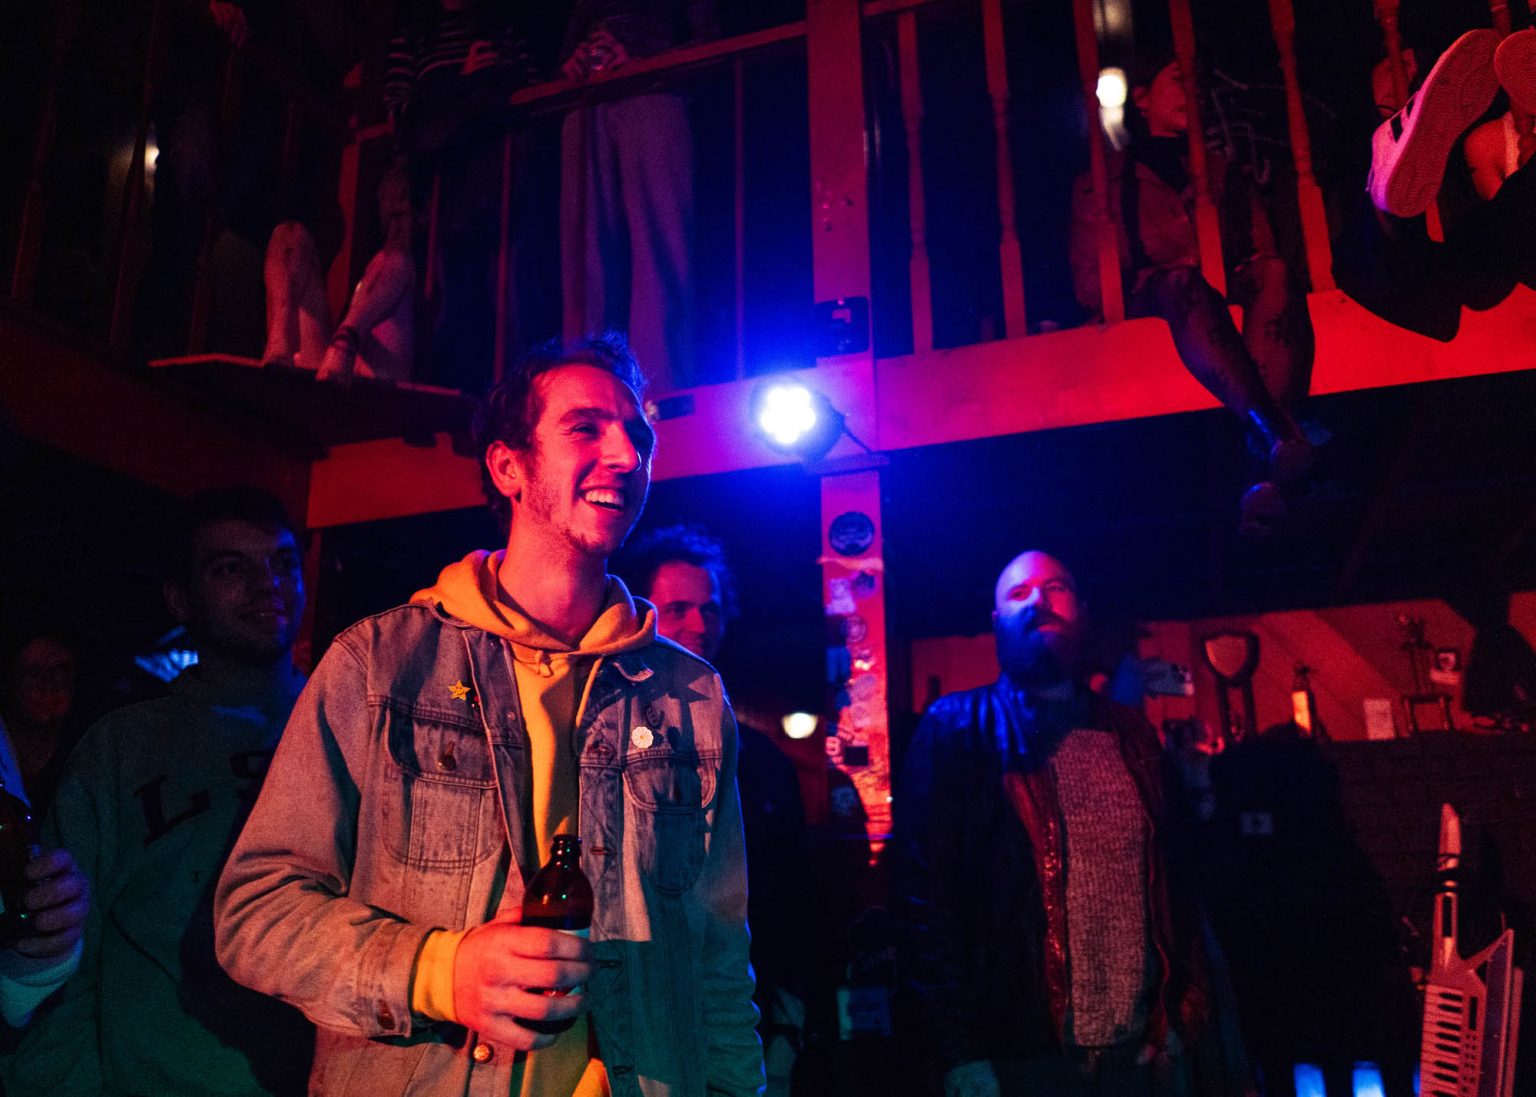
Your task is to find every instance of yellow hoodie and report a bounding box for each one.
[408,550,655,1097]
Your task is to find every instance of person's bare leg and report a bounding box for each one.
[321,247,416,384]
[1136,265,1311,481]
[320,160,417,385]
[1234,256,1314,408]
[262,221,330,368]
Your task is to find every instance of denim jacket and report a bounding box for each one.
[214,601,764,1097]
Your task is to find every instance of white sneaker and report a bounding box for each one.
[1368,28,1500,217]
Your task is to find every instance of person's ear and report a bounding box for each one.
[164,579,192,625]
[485,441,523,504]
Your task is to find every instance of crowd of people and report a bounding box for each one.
[6,2,1532,1095]
[1,328,1434,1097]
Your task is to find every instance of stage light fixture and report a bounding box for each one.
[1096,67,1127,109]
[750,379,847,462]
[782,712,819,740]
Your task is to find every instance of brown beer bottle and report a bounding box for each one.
[0,780,40,946]
[518,834,592,1035]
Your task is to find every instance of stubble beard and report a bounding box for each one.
[520,449,645,561]
[995,612,1082,689]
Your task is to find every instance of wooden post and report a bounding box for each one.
[981,0,1027,337]
[1071,0,1125,322]
[806,0,872,311]
[897,11,934,353]
[1267,0,1335,290]
[1167,0,1226,295]
[806,0,887,842]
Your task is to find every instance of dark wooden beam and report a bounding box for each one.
[0,307,311,524]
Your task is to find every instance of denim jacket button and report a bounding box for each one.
[376,1004,395,1028]
[472,1042,494,1063]
[437,748,457,772]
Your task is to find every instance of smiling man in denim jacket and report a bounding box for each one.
[214,334,763,1097]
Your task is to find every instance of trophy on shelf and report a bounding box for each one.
[1200,630,1260,745]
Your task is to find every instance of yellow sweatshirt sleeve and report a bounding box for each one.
[411,928,468,1023]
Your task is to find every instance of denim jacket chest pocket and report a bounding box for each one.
[621,744,720,895]
[377,699,503,871]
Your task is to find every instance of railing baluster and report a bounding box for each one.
[1070,0,1124,323]
[12,0,82,306]
[981,0,1026,337]
[109,0,168,350]
[424,173,442,309]
[1167,0,1226,295]
[1373,0,1410,112]
[897,10,933,353]
[326,126,366,323]
[1267,0,1335,291]
[188,51,242,353]
[1374,0,1449,238]
[734,57,747,380]
[278,101,303,196]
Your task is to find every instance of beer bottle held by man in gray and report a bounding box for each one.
[0,779,40,945]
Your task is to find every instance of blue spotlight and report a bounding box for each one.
[750,378,846,461]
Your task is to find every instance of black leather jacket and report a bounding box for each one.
[891,679,1214,1082]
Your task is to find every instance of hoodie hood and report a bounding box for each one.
[412,549,655,656]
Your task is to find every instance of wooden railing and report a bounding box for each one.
[255,20,810,387]
[6,0,1518,399]
[10,0,351,354]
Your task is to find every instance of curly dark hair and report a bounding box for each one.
[166,487,300,582]
[621,524,740,623]
[471,332,648,531]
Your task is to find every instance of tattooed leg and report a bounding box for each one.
[1234,256,1315,408]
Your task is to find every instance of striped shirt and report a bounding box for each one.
[383,13,535,124]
